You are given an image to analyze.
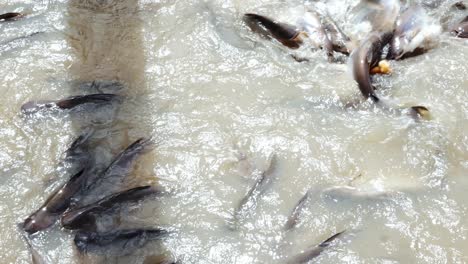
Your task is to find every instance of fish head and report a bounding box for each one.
[22,208,56,234]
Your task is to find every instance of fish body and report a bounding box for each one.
[452,16,468,38]
[23,169,88,234]
[389,6,441,60]
[21,93,120,114]
[233,154,278,225]
[299,11,334,57]
[351,32,393,101]
[284,191,310,230]
[0,12,23,21]
[83,138,153,204]
[288,231,345,263]
[61,186,158,230]
[74,229,169,255]
[244,13,303,49]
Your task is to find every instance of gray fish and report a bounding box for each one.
[233,154,278,226]
[0,12,23,22]
[388,6,441,60]
[284,191,310,230]
[322,16,353,55]
[21,233,45,264]
[299,11,334,58]
[82,138,154,204]
[452,16,468,38]
[244,13,303,49]
[21,93,120,115]
[287,231,346,264]
[351,32,393,102]
[23,169,88,234]
[61,185,159,231]
[74,229,169,256]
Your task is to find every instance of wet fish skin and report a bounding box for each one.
[244,13,303,49]
[74,228,169,255]
[21,93,120,114]
[284,191,310,230]
[288,231,346,264]
[21,233,45,264]
[61,185,158,230]
[388,6,440,60]
[83,138,154,202]
[233,154,278,225]
[300,11,334,58]
[0,12,23,21]
[23,169,88,234]
[452,16,468,38]
[351,32,393,102]
[322,16,352,55]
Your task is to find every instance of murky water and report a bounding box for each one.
[1,0,467,263]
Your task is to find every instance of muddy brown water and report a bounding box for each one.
[0,0,467,263]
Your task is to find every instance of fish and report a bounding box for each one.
[287,231,346,264]
[299,11,334,58]
[61,185,159,231]
[21,233,45,264]
[21,93,120,115]
[233,154,278,226]
[244,13,304,49]
[452,16,468,38]
[74,228,170,256]
[352,0,400,31]
[322,16,353,55]
[284,191,310,230]
[350,32,393,102]
[143,254,179,264]
[22,169,89,234]
[0,12,23,22]
[82,138,154,204]
[388,6,441,60]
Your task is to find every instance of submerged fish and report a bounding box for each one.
[23,169,89,234]
[284,191,311,230]
[0,12,23,22]
[74,229,169,256]
[388,6,441,60]
[452,16,468,38]
[82,138,154,204]
[61,185,159,231]
[351,32,393,102]
[352,0,400,31]
[322,15,353,55]
[233,154,278,226]
[21,93,120,115]
[244,13,304,49]
[21,233,45,264]
[287,231,346,264]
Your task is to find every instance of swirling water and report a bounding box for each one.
[0,0,467,263]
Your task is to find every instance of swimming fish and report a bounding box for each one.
[352,0,400,31]
[243,13,304,49]
[74,228,170,256]
[299,11,334,58]
[0,12,23,22]
[284,191,311,230]
[322,15,353,55]
[233,154,278,227]
[21,233,45,264]
[61,185,159,231]
[82,138,154,204]
[287,231,346,263]
[452,16,468,38]
[21,93,120,115]
[23,169,88,234]
[351,32,393,102]
[388,6,441,60]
